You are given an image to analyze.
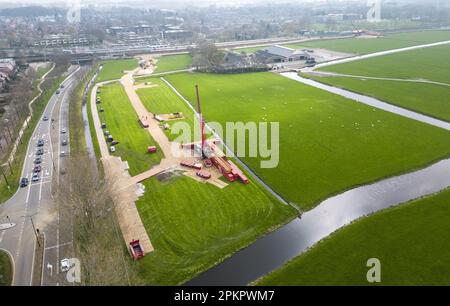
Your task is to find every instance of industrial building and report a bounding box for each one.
[254,45,311,63]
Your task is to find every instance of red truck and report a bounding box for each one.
[129,240,144,260]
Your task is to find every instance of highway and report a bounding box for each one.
[0,65,84,286]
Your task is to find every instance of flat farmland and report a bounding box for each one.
[255,188,450,286]
[136,175,296,285]
[234,30,450,55]
[319,44,450,83]
[303,75,450,122]
[154,54,192,73]
[136,78,199,142]
[305,44,450,122]
[165,72,450,210]
[97,58,138,82]
[96,83,163,175]
[284,30,450,54]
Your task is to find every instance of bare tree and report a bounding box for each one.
[57,154,143,286]
[191,40,224,70]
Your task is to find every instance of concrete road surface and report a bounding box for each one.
[0,65,84,286]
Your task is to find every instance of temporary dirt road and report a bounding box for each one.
[90,79,154,255]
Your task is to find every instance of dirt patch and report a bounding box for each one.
[156,168,185,183]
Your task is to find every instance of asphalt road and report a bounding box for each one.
[0,65,83,286]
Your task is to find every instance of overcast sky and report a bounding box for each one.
[0,0,430,6]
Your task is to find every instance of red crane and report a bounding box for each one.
[195,84,206,156]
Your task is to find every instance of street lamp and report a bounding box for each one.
[23,213,41,247]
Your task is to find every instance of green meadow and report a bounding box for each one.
[136,78,198,142]
[154,54,192,73]
[303,75,450,122]
[304,44,450,122]
[96,83,163,175]
[97,58,138,82]
[319,44,450,83]
[235,30,450,55]
[136,175,296,285]
[256,188,450,286]
[166,72,450,210]
[285,30,450,54]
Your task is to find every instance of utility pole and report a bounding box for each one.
[23,213,41,247]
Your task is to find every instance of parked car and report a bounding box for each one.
[61,128,67,134]
[31,173,40,182]
[34,157,42,164]
[101,123,107,129]
[61,259,71,272]
[56,90,60,95]
[60,151,66,157]
[61,84,65,89]
[36,148,44,155]
[33,165,42,173]
[110,146,116,153]
[61,139,68,146]
[104,130,110,136]
[100,108,104,112]
[111,140,120,146]
[43,116,49,121]
[37,139,44,147]
[20,178,29,188]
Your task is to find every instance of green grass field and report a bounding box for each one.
[235,30,450,55]
[256,188,450,286]
[97,83,163,176]
[319,44,450,83]
[0,251,12,286]
[136,78,199,142]
[285,30,450,54]
[303,75,450,123]
[136,175,296,285]
[97,59,138,82]
[165,72,450,210]
[154,54,192,73]
[304,44,450,122]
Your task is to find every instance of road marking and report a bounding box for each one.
[44,241,72,251]
[8,66,80,286]
[25,181,32,204]
[39,177,44,201]
[0,230,5,243]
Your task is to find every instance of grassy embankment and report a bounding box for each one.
[0,251,12,286]
[0,65,67,203]
[256,188,450,286]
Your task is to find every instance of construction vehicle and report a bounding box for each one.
[181,85,250,184]
[196,170,211,180]
[181,160,202,170]
[129,240,144,260]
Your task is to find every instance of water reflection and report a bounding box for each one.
[187,158,450,285]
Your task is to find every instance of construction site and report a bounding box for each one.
[91,59,252,262]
